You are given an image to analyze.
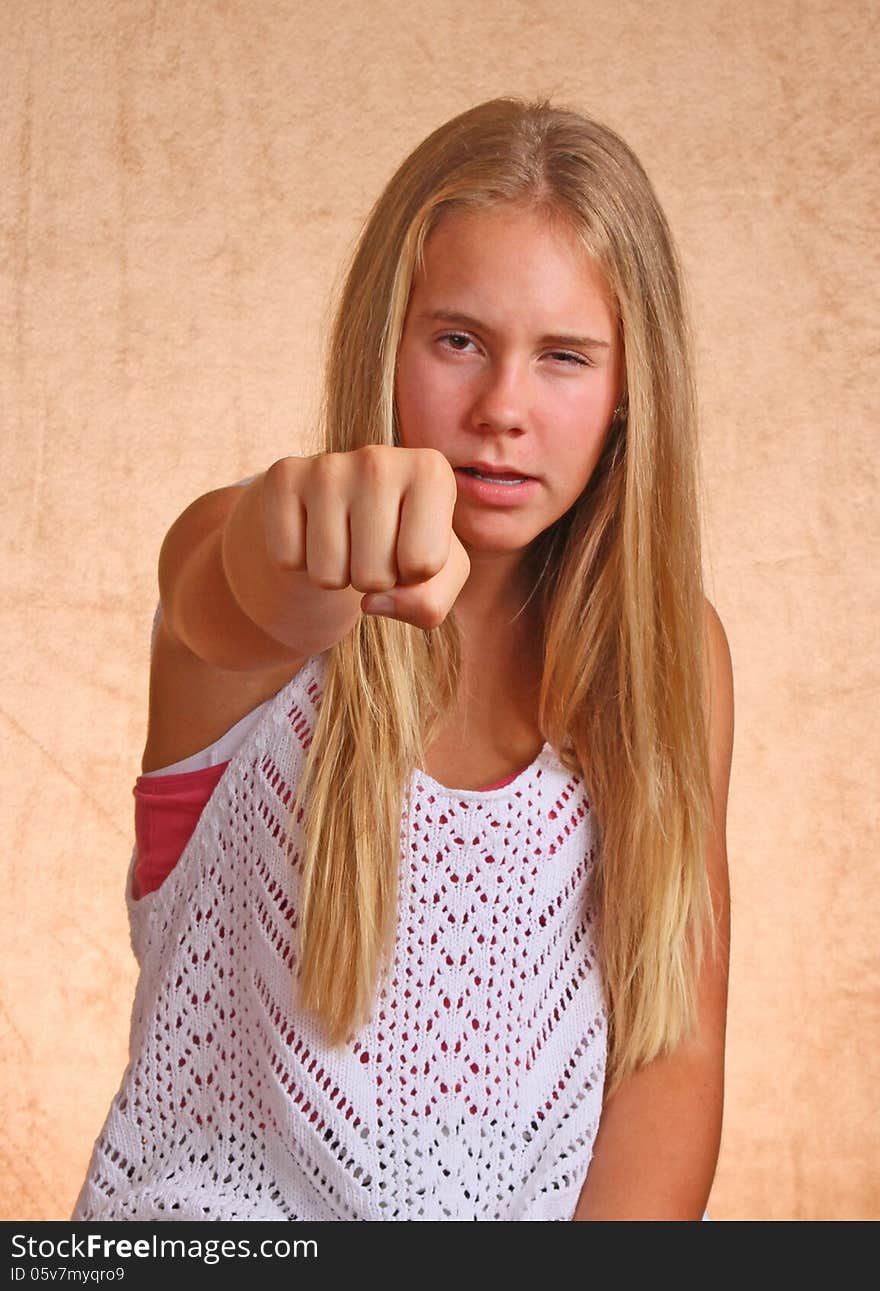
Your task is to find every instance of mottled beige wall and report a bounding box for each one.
[1,0,876,1221]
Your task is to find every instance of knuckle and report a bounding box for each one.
[399,556,439,585]
[264,455,296,498]
[350,569,395,594]
[418,596,445,630]
[357,443,386,461]
[421,447,454,485]
[311,451,349,486]
[309,571,347,591]
[356,443,392,480]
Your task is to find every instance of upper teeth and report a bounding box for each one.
[469,470,526,484]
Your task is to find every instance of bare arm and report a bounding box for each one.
[148,449,469,776]
[572,600,734,1220]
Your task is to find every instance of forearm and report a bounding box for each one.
[572,1045,723,1220]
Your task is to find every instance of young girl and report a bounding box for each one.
[72,96,733,1222]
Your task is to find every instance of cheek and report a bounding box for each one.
[555,387,609,434]
[395,366,431,448]
[396,356,451,442]
[553,400,614,478]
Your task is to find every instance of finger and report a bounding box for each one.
[261,459,308,571]
[348,449,405,592]
[395,452,457,586]
[303,455,352,589]
[365,530,471,630]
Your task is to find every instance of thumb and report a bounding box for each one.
[361,593,397,618]
[361,533,471,630]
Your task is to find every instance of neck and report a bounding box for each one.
[454,543,542,624]
[453,589,544,699]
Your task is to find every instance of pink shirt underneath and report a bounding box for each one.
[132,761,523,901]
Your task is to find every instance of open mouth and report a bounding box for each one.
[457,468,533,484]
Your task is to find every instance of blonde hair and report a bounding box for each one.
[289,95,718,1099]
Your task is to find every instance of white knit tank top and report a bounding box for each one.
[72,651,607,1221]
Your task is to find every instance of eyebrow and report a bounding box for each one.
[418,308,612,350]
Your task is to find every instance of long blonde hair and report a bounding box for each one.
[289,95,717,1099]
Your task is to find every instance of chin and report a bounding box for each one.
[457,529,538,556]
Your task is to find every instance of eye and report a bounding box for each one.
[438,332,476,353]
[437,333,594,367]
[549,351,593,367]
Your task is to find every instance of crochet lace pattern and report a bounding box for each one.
[72,652,607,1220]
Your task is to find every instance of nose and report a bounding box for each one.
[468,356,531,435]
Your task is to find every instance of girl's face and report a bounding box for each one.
[394,203,623,562]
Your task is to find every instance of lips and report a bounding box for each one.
[457,462,534,479]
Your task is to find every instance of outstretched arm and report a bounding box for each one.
[572,600,734,1220]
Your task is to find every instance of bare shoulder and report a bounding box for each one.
[702,599,734,712]
[140,608,307,775]
[702,597,735,820]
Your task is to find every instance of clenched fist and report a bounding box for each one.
[261,446,471,631]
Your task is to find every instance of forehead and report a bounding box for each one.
[411,204,614,316]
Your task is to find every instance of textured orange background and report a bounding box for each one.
[1,0,876,1221]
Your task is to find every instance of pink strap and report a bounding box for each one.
[132,763,522,900]
[132,763,229,899]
